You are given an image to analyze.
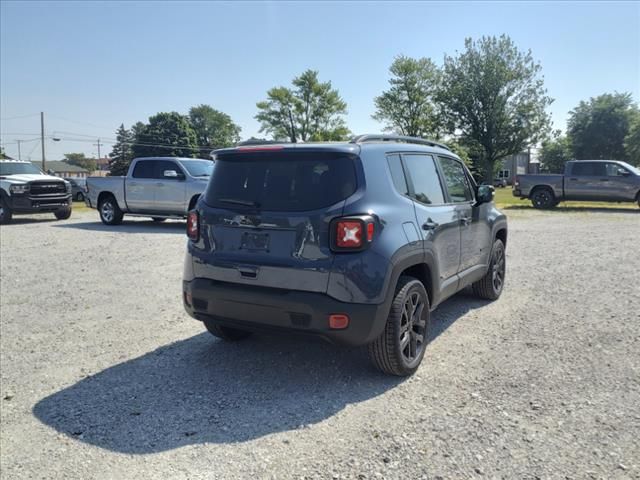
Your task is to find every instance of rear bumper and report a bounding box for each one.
[183,278,389,347]
[6,194,72,213]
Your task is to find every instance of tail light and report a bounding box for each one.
[187,211,199,241]
[331,216,376,252]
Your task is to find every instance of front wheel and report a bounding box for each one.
[472,239,506,300]
[203,318,252,341]
[0,198,12,224]
[530,188,556,209]
[98,196,124,225]
[54,207,72,220]
[368,276,430,376]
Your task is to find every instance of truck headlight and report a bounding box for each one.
[65,182,72,193]
[9,184,29,194]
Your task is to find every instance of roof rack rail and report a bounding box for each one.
[349,134,451,151]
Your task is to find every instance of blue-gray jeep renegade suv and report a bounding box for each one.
[183,135,507,376]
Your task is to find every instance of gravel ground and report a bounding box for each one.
[1,208,639,479]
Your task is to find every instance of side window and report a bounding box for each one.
[438,156,474,203]
[387,154,409,195]
[572,162,606,176]
[132,160,155,179]
[605,163,628,176]
[155,160,183,179]
[402,154,445,205]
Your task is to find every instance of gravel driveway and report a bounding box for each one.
[1,208,639,479]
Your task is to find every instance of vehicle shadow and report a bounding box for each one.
[33,290,486,454]
[1,217,58,225]
[502,205,638,214]
[54,220,185,234]
[429,289,490,340]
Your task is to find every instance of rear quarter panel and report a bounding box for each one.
[519,174,564,198]
[87,176,127,210]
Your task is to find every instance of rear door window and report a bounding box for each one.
[402,154,445,205]
[572,162,606,176]
[205,151,357,211]
[132,160,156,179]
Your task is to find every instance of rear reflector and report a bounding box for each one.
[329,314,350,329]
[187,211,199,241]
[367,222,374,242]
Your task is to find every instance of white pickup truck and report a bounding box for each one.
[85,157,213,225]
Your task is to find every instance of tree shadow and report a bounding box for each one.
[54,219,185,234]
[502,204,638,214]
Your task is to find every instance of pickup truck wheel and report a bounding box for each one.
[531,188,556,209]
[472,239,506,300]
[0,198,12,224]
[202,318,252,341]
[54,207,72,220]
[99,195,124,225]
[368,276,430,376]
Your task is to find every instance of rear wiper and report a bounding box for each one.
[218,198,261,208]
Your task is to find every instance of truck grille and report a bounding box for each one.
[30,181,67,196]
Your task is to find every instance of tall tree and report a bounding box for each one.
[438,35,553,180]
[624,110,640,166]
[373,55,442,138]
[539,132,572,173]
[108,124,133,176]
[188,105,241,157]
[0,147,11,159]
[255,70,349,142]
[63,153,96,171]
[131,112,198,159]
[567,92,637,161]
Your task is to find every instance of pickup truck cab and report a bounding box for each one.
[0,160,72,224]
[86,157,213,225]
[514,160,640,209]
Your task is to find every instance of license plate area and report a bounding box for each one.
[240,232,270,252]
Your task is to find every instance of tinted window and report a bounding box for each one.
[402,154,445,205]
[132,160,155,179]
[154,160,183,179]
[387,154,409,195]
[572,162,606,176]
[605,163,629,176]
[205,151,357,211]
[180,160,213,177]
[438,156,473,202]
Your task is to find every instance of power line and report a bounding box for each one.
[0,113,40,121]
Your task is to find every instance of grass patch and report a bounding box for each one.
[493,188,638,211]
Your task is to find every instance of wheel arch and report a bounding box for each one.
[97,191,123,210]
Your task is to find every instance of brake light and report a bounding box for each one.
[187,211,199,241]
[336,220,363,248]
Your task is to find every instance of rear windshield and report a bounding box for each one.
[204,151,357,211]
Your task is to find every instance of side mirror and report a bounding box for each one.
[476,184,495,205]
[163,170,183,179]
[619,169,631,177]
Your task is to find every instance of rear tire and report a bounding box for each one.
[54,207,72,220]
[0,198,12,225]
[472,239,506,300]
[98,195,124,225]
[368,276,430,376]
[530,188,556,209]
[203,318,252,341]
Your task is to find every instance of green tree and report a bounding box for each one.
[131,112,198,159]
[539,132,572,173]
[188,105,241,157]
[373,55,442,138]
[255,70,349,142]
[108,124,133,176]
[624,111,640,166]
[438,35,553,180]
[567,92,637,161]
[63,153,96,171]
[0,147,11,159]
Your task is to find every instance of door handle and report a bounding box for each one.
[460,217,471,226]
[422,220,439,230]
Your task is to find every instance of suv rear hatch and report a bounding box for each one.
[191,146,360,293]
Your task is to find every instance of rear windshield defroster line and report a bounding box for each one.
[204,151,358,212]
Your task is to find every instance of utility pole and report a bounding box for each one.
[17,140,22,160]
[40,112,46,170]
[94,138,103,167]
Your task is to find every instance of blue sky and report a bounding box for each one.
[1,0,639,160]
